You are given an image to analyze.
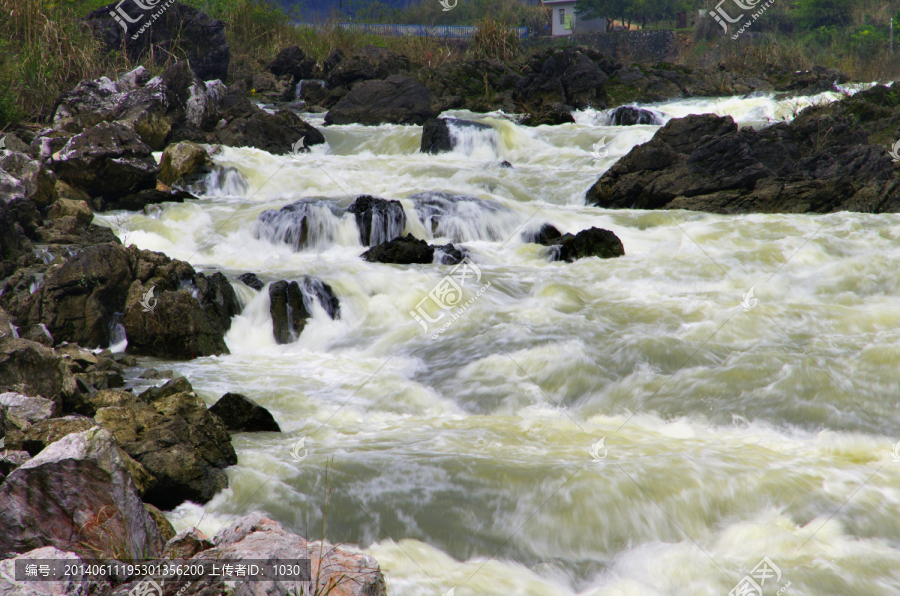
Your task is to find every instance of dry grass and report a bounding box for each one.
[471,15,519,61]
[0,0,143,127]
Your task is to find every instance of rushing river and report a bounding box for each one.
[101,84,900,596]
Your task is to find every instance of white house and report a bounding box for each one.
[542,0,607,37]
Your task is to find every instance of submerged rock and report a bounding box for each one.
[549,227,625,262]
[212,108,325,155]
[361,234,466,265]
[523,223,562,245]
[209,392,281,433]
[239,272,265,291]
[607,106,663,126]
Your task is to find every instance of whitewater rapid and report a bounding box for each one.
[100,84,900,596]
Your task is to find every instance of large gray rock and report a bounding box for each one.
[0,151,57,208]
[0,427,164,560]
[209,392,281,433]
[325,75,440,126]
[197,512,387,596]
[50,122,158,200]
[0,392,58,424]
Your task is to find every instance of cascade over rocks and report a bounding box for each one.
[84,1,229,81]
[268,277,340,344]
[325,75,440,126]
[347,195,407,246]
[420,118,494,154]
[586,93,900,214]
[523,223,562,245]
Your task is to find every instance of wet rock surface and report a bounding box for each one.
[209,392,281,433]
[586,89,900,214]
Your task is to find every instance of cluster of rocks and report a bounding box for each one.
[586,81,900,214]
[0,335,386,595]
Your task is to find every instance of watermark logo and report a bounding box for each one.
[891,440,900,463]
[730,557,790,596]
[290,437,308,463]
[410,257,492,339]
[740,286,759,312]
[290,137,306,162]
[140,286,158,313]
[438,0,457,11]
[888,140,900,163]
[709,0,775,40]
[128,579,163,596]
[442,588,456,596]
[590,136,609,160]
[589,437,607,461]
[109,0,177,40]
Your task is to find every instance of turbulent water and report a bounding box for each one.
[100,84,900,596]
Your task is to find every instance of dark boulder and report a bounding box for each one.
[420,118,493,154]
[192,271,240,334]
[50,121,158,200]
[268,280,309,344]
[324,75,440,126]
[209,392,281,433]
[102,187,196,212]
[299,80,345,110]
[586,106,900,214]
[84,1,229,81]
[325,45,411,90]
[421,59,522,113]
[361,234,434,264]
[239,272,265,291]
[212,109,325,155]
[269,45,316,83]
[550,227,625,262]
[347,195,407,246]
[0,150,57,207]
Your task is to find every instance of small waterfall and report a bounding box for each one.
[194,166,249,197]
[299,277,340,320]
[410,191,520,242]
[256,199,347,250]
[347,196,407,247]
[446,119,501,158]
[108,313,127,352]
